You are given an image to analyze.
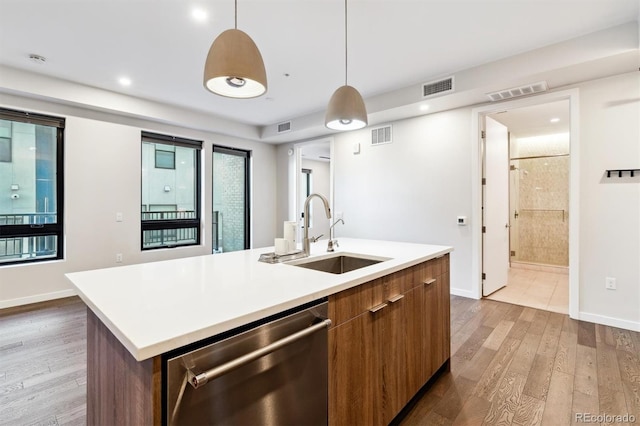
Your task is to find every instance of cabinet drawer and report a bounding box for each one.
[328,277,386,327]
[406,259,438,291]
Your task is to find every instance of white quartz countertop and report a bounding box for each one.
[66,238,452,361]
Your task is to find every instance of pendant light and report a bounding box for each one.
[325,0,367,130]
[203,0,267,98]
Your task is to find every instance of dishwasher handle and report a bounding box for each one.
[187,318,332,389]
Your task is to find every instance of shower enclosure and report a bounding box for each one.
[509,133,570,267]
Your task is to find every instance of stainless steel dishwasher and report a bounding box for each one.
[165,299,330,425]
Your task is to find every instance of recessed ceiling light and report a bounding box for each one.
[191,7,208,22]
[420,104,429,111]
[550,117,560,123]
[118,77,132,87]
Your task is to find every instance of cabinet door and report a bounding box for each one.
[403,285,427,397]
[425,259,450,376]
[440,269,451,363]
[424,274,441,377]
[381,293,406,424]
[328,313,382,426]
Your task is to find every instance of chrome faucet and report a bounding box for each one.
[327,219,344,252]
[303,193,331,255]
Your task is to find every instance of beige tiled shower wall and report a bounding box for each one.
[511,133,569,266]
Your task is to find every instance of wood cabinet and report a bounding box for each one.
[83,252,450,426]
[328,254,450,425]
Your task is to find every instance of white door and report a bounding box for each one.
[483,117,510,296]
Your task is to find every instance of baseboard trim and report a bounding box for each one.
[0,289,78,310]
[450,287,480,300]
[577,311,640,332]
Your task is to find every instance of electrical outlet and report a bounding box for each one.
[116,253,123,263]
[116,212,123,222]
[605,277,616,290]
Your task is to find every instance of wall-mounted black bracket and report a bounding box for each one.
[606,169,639,178]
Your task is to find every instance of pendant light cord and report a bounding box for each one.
[344,0,348,85]
[235,0,238,29]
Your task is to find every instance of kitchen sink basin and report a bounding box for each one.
[288,254,389,274]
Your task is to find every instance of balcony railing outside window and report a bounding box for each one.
[0,213,58,262]
[141,210,198,248]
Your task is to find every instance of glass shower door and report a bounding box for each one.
[509,155,569,267]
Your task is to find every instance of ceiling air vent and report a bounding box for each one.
[277,121,291,133]
[486,81,548,101]
[371,125,392,146]
[422,76,454,98]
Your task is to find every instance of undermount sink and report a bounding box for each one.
[288,253,390,274]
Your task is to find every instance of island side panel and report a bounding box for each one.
[87,308,162,426]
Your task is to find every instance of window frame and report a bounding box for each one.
[141,131,202,250]
[0,107,65,266]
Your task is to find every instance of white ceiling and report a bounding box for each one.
[0,0,638,142]
[490,99,570,138]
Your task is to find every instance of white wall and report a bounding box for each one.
[277,72,639,331]
[577,72,640,329]
[0,94,278,308]
[330,110,474,297]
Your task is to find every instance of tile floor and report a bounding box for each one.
[485,264,569,314]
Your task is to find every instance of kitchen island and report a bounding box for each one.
[67,238,452,425]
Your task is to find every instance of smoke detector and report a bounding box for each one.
[29,54,47,64]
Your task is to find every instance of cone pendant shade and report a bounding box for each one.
[203,28,267,98]
[325,85,367,130]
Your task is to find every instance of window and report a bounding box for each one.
[212,146,250,253]
[0,107,64,265]
[301,168,312,226]
[141,132,201,250]
[155,148,175,169]
[0,137,10,162]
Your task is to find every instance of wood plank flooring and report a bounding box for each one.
[0,298,86,426]
[399,296,640,426]
[1,296,639,425]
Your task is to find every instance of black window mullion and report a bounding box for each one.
[141,219,200,231]
[0,224,61,238]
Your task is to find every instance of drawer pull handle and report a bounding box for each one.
[369,303,388,313]
[388,294,404,303]
[424,278,436,286]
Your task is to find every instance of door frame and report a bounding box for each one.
[290,137,335,243]
[470,88,580,319]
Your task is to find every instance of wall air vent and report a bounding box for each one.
[371,125,392,146]
[486,81,548,101]
[422,76,454,98]
[277,121,291,133]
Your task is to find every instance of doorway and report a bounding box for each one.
[293,139,334,244]
[477,94,576,316]
[212,145,250,253]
